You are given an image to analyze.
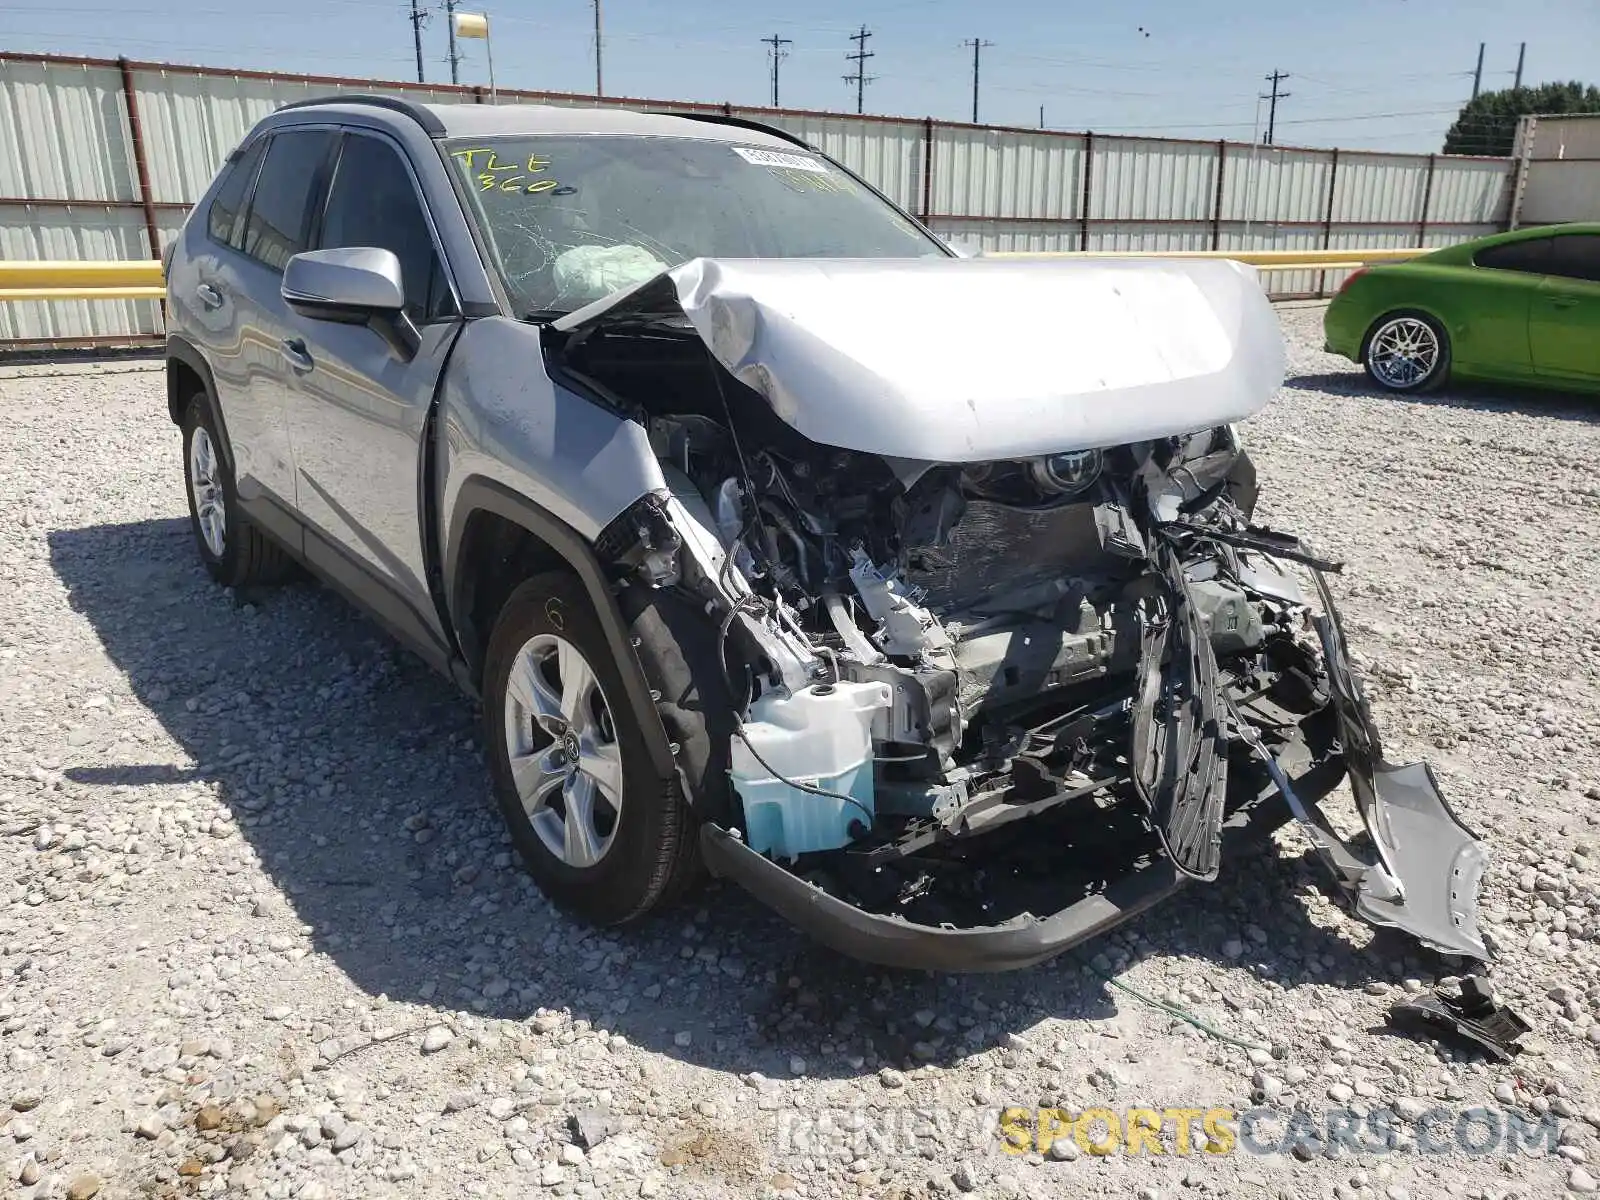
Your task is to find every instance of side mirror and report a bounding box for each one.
[282,247,406,322]
[282,247,418,359]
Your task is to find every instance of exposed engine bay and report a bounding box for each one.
[549,257,1490,970]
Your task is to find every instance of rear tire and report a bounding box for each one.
[181,394,295,588]
[483,572,699,926]
[1361,311,1450,392]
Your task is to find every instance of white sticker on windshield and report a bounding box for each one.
[733,146,829,173]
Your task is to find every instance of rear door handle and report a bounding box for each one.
[195,283,224,310]
[1548,294,1581,308]
[280,337,314,373]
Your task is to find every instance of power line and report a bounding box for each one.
[407,0,428,84]
[761,32,791,107]
[963,37,995,124]
[1260,69,1290,145]
[843,24,874,115]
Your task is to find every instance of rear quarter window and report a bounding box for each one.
[206,138,266,250]
[1472,238,1552,274]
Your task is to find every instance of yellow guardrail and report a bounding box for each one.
[0,260,167,302]
[0,247,1426,302]
[0,287,169,301]
[993,247,1427,273]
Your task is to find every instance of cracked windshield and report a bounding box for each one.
[446,135,943,316]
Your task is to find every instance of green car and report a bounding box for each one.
[1323,223,1600,393]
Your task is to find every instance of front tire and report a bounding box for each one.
[483,572,698,926]
[180,394,294,587]
[1362,312,1450,392]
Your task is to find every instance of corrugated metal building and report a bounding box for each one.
[0,50,1514,346]
[1510,113,1600,227]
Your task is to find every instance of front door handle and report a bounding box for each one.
[195,283,224,310]
[1548,295,1580,309]
[280,337,314,373]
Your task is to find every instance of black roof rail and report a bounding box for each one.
[275,93,446,136]
[651,111,813,151]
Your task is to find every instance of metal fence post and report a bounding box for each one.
[1210,139,1226,250]
[921,117,934,225]
[116,57,161,261]
[1417,153,1436,246]
[1318,147,1340,298]
[1079,131,1093,251]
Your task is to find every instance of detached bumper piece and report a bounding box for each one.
[1306,571,1489,960]
[1389,977,1530,1062]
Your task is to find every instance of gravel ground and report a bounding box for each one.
[3,306,1600,1200]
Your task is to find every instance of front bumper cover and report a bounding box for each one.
[700,753,1346,973]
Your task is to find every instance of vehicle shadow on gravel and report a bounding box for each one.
[1288,371,1600,425]
[50,516,1414,1081]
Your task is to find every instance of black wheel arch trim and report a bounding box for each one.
[165,334,235,472]
[445,477,677,780]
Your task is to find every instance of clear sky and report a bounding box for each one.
[3,0,1596,153]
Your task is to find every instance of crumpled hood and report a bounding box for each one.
[554,255,1286,462]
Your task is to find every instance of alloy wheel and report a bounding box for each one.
[501,632,624,868]
[189,426,227,558]
[1368,316,1440,389]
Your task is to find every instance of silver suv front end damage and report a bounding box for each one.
[561,255,1490,972]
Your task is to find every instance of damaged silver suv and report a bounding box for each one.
[163,96,1489,970]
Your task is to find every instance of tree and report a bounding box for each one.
[1444,82,1600,157]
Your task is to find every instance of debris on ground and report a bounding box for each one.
[1389,975,1533,1062]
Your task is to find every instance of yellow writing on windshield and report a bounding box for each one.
[450,148,562,195]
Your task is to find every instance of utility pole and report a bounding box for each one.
[1513,41,1526,89]
[1260,70,1290,145]
[844,25,875,115]
[445,0,462,85]
[409,0,428,84]
[1471,41,1484,100]
[761,33,792,107]
[593,0,604,95]
[1039,104,1045,129]
[964,37,994,123]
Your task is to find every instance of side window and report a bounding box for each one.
[1547,234,1600,285]
[207,138,265,250]
[318,133,452,321]
[242,130,335,272]
[1473,238,1551,274]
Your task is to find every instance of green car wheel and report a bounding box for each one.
[1361,312,1450,392]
